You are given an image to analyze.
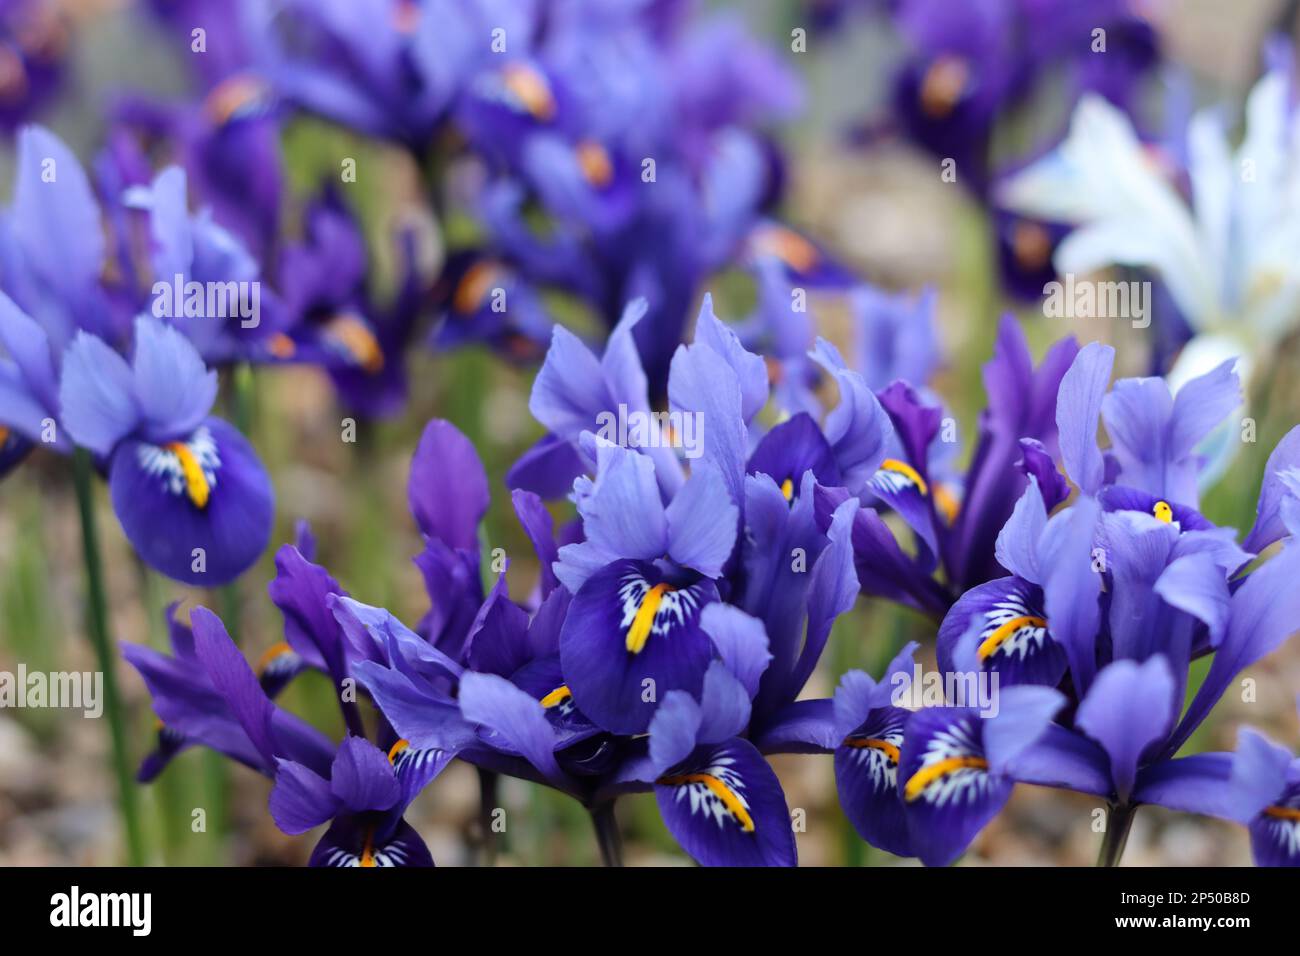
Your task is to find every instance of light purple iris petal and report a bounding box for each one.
[1169,358,1240,462]
[511,489,559,597]
[697,661,752,745]
[1054,341,1113,495]
[458,671,569,792]
[1005,724,1113,796]
[1153,551,1231,647]
[580,439,669,557]
[1134,729,1288,823]
[1099,509,1182,663]
[692,294,769,422]
[750,698,838,753]
[1169,543,1300,755]
[130,317,217,443]
[0,290,58,414]
[351,660,478,755]
[1244,426,1300,552]
[700,603,771,699]
[12,126,105,318]
[982,685,1065,775]
[1076,656,1176,802]
[329,736,401,813]
[994,477,1047,584]
[788,497,860,699]
[331,595,463,682]
[124,166,194,282]
[1033,495,1101,692]
[269,760,339,835]
[835,642,919,739]
[408,418,489,553]
[0,364,54,446]
[59,332,138,456]
[648,689,702,776]
[529,325,611,440]
[665,460,738,578]
[809,337,893,494]
[668,337,748,509]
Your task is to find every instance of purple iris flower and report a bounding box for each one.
[121,165,289,364]
[261,0,537,149]
[1201,703,1300,867]
[833,642,1066,866]
[835,340,1300,865]
[879,0,1158,196]
[57,316,275,585]
[0,0,67,132]
[1,126,120,348]
[125,602,447,867]
[1,180,274,587]
[818,316,1077,617]
[271,187,424,418]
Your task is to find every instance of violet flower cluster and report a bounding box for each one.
[125,292,1300,867]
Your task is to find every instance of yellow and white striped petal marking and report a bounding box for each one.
[842,731,904,791]
[388,738,443,781]
[976,591,1048,664]
[540,684,577,718]
[871,458,929,497]
[323,826,412,868]
[137,426,220,510]
[1261,804,1300,859]
[658,755,755,833]
[618,572,701,655]
[903,720,991,805]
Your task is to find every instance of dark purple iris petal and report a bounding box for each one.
[108,417,273,586]
[835,705,913,858]
[938,575,1066,688]
[559,559,717,734]
[899,707,1011,867]
[654,738,796,867]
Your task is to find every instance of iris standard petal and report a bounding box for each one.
[408,418,489,553]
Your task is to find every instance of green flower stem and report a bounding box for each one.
[73,448,146,866]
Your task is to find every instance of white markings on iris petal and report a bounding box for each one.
[659,754,755,833]
[137,426,220,509]
[977,592,1048,663]
[617,571,701,655]
[903,717,991,806]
